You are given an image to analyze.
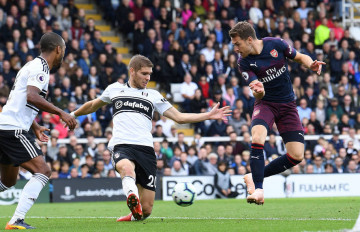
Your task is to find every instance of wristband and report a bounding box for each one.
[70,112,77,118]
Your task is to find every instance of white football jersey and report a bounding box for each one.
[0,56,50,131]
[99,82,173,148]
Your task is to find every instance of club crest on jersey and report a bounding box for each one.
[114,153,120,159]
[242,72,249,80]
[253,110,260,116]
[36,74,45,83]
[142,92,148,97]
[115,100,123,109]
[270,49,278,58]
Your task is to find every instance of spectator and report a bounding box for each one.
[328,95,344,120]
[313,156,325,173]
[333,157,345,173]
[297,98,312,121]
[173,132,189,153]
[214,161,238,198]
[200,39,215,63]
[264,133,278,158]
[171,160,188,176]
[152,124,166,138]
[314,18,330,47]
[345,160,358,173]
[203,153,218,175]
[180,73,198,113]
[58,162,70,179]
[249,0,263,24]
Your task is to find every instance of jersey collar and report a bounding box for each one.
[126,82,146,90]
[37,56,50,68]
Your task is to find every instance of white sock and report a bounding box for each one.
[122,176,139,198]
[0,181,9,192]
[9,173,49,224]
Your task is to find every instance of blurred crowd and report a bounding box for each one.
[0,0,359,180]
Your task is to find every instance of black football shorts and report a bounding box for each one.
[0,129,42,166]
[111,144,157,192]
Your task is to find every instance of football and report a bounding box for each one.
[172,182,197,207]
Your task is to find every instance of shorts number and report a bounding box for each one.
[147,175,156,188]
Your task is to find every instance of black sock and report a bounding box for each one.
[250,143,265,189]
[264,153,301,177]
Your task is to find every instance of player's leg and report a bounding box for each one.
[115,159,142,220]
[263,140,304,178]
[4,130,51,229]
[263,101,304,178]
[0,142,19,191]
[137,185,155,220]
[6,156,51,229]
[0,164,19,192]
[246,101,275,205]
[246,125,267,205]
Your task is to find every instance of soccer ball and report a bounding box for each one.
[172,182,197,207]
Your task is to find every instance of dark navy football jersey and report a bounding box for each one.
[237,37,297,103]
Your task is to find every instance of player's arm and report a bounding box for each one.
[27,86,77,129]
[293,52,326,75]
[163,102,232,124]
[72,98,108,117]
[239,61,264,100]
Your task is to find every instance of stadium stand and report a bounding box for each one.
[0,0,359,180]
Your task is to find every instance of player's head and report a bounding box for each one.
[40,32,66,71]
[128,54,153,89]
[229,21,257,57]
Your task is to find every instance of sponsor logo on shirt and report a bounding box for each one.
[260,65,286,83]
[112,97,154,120]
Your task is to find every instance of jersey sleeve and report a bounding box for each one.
[153,91,173,115]
[238,59,258,85]
[279,39,297,59]
[27,71,49,91]
[98,86,112,103]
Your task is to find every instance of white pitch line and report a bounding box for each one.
[0,216,354,221]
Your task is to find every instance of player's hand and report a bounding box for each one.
[249,80,264,93]
[34,126,50,142]
[208,102,232,122]
[310,60,326,75]
[60,112,77,130]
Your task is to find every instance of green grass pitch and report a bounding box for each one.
[0,197,359,232]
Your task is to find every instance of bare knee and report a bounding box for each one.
[117,160,135,177]
[290,152,303,161]
[251,126,267,145]
[37,165,52,178]
[251,133,266,145]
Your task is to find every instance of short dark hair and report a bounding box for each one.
[229,21,257,40]
[40,32,65,53]
[128,54,153,72]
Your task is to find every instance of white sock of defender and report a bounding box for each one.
[9,173,49,224]
[122,176,139,198]
[0,181,9,192]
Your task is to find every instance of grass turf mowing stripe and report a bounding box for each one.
[0,216,354,221]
